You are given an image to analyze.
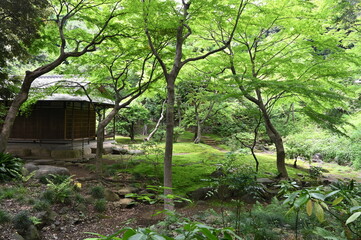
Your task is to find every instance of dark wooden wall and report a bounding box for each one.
[10,101,96,141]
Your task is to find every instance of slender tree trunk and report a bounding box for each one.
[258,103,288,178]
[0,57,67,153]
[164,79,175,210]
[194,120,202,144]
[95,107,119,177]
[130,122,135,141]
[193,125,198,141]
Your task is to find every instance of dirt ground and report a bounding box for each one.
[0,158,213,240]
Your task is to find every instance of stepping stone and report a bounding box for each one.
[113,198,135,208]
[104,189,120,202]
[116,187,138,197]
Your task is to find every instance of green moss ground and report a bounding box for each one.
[107,133,361,196]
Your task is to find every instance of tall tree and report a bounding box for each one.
[224,0,356,178]
[138,0,246,209]
[0,0,49,79]
[0,0,127,153]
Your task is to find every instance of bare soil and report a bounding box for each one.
[0,159,212,240]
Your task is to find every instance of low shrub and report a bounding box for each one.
[94,199,107,212]
[0,152,23,182]
[12,211,32,231]
[42,176,74,204]
[33,200,51,212]
[0,209,11,224]
[90,185,105,199]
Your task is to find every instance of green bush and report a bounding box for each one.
[0,186,28,201]
[33,200,51,212]
[42,176,74,204]
[285,127,361,167]
[12,211,32,231]
[90,185,105,199]
[0,209,11,224]
[153,129,166,142]
[39,174,70,184]
[94,199,107,212]
[173,126,185,143]
[0,152,23,182]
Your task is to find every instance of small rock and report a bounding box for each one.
[34,165,70,178]
[210,168,225,178]
[23,163,39,173]
[257,178,275,184]
[117,187,138,197]
[13,233,25,240]
[297,173,304,177]
[114,198,135,208]
[104,189,120,202]
[18,225,41,240]
[189,187,214,201]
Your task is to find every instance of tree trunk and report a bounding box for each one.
[0,69,51,152]
[259,103,288,178]
[164,80,175,211]
[95,107,119,177]
[194,120,202,144]
[130,122,135,141]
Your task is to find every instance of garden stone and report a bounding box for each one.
[34,165,70,178]
[112,147,128,155]
[127,150,144,155]
[114,198,135,208]
[18,225,40,240]
[23,163,39,173]
[210,168,225,178]
[189,187,214,201]
[313,153,323,160]
[257,178,275,184]
[104,189,120,202]
[13,233,25,240]
[240,193,258,204]
[117,187,139,197]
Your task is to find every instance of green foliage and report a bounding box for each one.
[126,185,191,205]
[0,186,28,201]
[173,127,185,143]
[0,0,49,78]
[33,200,51,212]
[39,174,70,185]
[283,180,361,239]
[43,176,74,204]
[84,219,241,240]
[285,125,361,167]
[12,211,33,231]
[309,166,323,179]
[94,199,107,213]
[0,209,11,224]
[112,104,150,139]
[153,129,166,142]
[90,185,105,199]
[0,152,24,182]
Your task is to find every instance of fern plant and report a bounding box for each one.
[0,152,23,182]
